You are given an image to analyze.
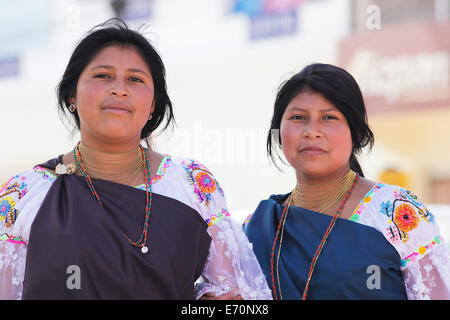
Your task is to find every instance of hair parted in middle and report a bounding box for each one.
[267,63,374,177]
[56,18,175,140]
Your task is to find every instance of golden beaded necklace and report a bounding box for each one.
[271,171,359,300]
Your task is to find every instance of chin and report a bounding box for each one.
[294,164,331,179]
[97,127,139,142]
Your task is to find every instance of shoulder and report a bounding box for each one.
[354,182,442,269]
[171,156,225,203]
[244,193,288,228]
[1,168,54,235]
[1,168,54,200]
[363,182,433,221]
[159,156,230,225]
[354,182,436,228]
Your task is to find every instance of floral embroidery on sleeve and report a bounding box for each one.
[401,236,443,267]
[32,166,57,182]
[380,188,435,244]
[0,176,29,228]
[182,159,224,207]
[0,233,27,245]
[1,175,30,247]
[205,208,230,227]
[350,184,383,222]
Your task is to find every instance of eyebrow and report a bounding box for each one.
[288,107,339,112]
[90,65,151,78]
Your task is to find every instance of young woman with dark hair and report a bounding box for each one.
[244,63,450,300]
[0,19,271,300]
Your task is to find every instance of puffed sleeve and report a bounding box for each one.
[0,168,55,300]
[378,186,450,299]
[181,159,272,300]
[0,175,29,300]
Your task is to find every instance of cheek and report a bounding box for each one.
[76,81,105,112]
[330,127,353,158]
[280,122,299,155]
[135,91,154,122]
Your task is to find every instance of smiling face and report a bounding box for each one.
[71,45,155,149]
[280,91,353,182]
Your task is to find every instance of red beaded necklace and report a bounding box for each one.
[73,141,153,254]
[270,174,359,300]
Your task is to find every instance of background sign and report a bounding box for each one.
[230,0,307,40]
[339,21,450,114]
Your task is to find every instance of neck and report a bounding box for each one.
[76,141,145,185]
[296,165,352,185]
[292,168,356,214]
[80,135,142,153]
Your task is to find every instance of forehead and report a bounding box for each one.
[286,92,340,112]
[86,45,150,72]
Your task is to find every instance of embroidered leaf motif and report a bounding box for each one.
[380,200,394,217]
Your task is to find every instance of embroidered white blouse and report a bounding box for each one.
[347,183,450,299]
[0,154,273,300]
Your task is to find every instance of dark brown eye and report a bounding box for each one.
[129,76,144,83]
[290,115,305,120]
[94,74,111,79]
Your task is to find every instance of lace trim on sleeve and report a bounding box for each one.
[197,216,273,300]
[403,244,450,299]
[0,238,27,299]
[180,158,272,300]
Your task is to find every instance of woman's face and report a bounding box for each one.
[72,45,155,148]
[280,91,353,181]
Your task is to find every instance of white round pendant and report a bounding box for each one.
[141,246,149,254]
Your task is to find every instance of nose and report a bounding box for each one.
[108,80,128,97]
[303,119,323,139]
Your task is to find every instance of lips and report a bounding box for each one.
[101,103,132,114]
[300,146,326,154]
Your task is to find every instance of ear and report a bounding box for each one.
[150,99,156,114]
[69,97,76,105]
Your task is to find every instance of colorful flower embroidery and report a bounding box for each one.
[0,177,29,228]
[205,208,230,226]
[183,159,223,207]
[195,172,216,194]
[380,200,394,217]
[1,181,28,201]
[381,187,434,243]
[394,189,423,208]
[394,204,419,233]
[0,197,18,227]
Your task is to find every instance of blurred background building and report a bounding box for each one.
[0,0,449,238]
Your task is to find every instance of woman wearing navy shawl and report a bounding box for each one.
[244,63,450,300]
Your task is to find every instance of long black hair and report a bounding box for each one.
[267,63,374,177]
[57,18,175,140]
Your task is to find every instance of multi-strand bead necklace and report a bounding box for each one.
[72,141,152,254]
[270,172,359,300]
